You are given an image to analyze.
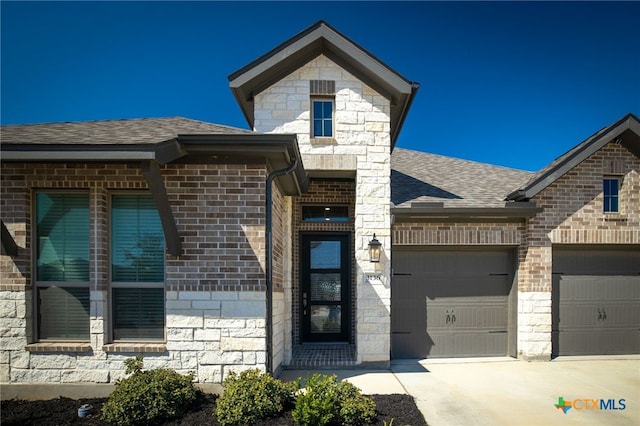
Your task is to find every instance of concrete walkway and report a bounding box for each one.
[282,356,640,426]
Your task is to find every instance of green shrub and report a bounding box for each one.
[337,381,377,425]
[292,373,376,426]
[101,356,198,425]
[215,369,298,426]
[292,374,338,426]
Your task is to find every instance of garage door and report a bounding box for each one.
[392,248,515,359]
[552,246,640,356]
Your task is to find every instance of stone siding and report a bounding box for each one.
[0,162,270,383]
[254,55,392,364]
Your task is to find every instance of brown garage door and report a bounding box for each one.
[552,246,640,356]
[392,248,515,359]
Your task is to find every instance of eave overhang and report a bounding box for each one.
[228,20,419,148]
[0,139,185,164]
[1,133,309,196]
[392,203,542,222]
[507,113,640,201]
[177,133,309,195]
[1,132,309,257]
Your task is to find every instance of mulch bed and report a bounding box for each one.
[1,393,426,425]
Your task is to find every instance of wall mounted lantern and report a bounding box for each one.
[368,233,382,263]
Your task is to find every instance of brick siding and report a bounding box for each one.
[0,162,273,383]
[518,142,640,360]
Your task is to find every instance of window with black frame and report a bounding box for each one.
[111,194,165,341]
[603,177,620,213]
[302,205,349,223]
[35,192,90,340]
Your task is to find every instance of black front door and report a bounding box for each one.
[301,234,350,342]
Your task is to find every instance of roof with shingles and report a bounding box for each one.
[391,147,533,209]
[507,113,640,201]
[0,117,252,145]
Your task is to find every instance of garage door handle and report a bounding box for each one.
[597,308,607,321]
[451,311,456,323]
[446,310,451,324]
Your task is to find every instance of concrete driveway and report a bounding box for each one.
[392,357,640,426]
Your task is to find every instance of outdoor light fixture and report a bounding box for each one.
[368,233,382,263]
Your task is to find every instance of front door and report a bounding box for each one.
[301,234,350,342]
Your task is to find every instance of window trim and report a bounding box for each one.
[108,191,166,343]
[603,177,621,214]
[311,97,335,139]
[33,190,91,342]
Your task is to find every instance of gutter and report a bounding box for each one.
[265,158,298,375]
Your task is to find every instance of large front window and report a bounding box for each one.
[35,192,90,340]
[111,194,165,340]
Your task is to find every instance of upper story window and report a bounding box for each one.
[111,194,165,341]
[35,192,90,340]
[312,99,334,138]
[310,80,335,139]
[603,177,620,213]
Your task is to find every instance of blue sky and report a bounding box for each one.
[2,1,639,171]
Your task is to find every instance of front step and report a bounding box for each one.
[288,343,357,368]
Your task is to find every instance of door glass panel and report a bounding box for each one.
[310,273,341,301]
[310,305,341,333]
[302,234,349,342]
[310,241,341,269]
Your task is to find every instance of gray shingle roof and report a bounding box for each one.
[1,117,252,145]
[391,148,533,208]
[507,113,640,201]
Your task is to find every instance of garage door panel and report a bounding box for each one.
[423,276,509,299]
[553,246,640,356]
[603,303,640,327]
[453,332,508,357]
[426,303,448,329]
[601,277,640,300]
[392,248,514,359]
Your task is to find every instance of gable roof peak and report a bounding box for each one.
[228,20,418,148]
[507,112,640,201]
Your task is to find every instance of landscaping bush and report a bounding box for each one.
[292,373,376,426]
[337,380,377,425]
[215,369,299,426]
[101,356,198,425]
